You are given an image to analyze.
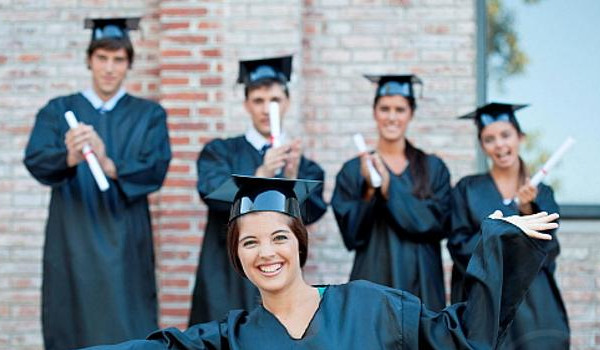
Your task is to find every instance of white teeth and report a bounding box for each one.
[259,263,282,273]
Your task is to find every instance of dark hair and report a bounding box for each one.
[373,94,416,111]
[405,140,432,199]
[227,213,308,278]
[372,94,431,199]
[86,38,135,68]
[244,79,289,100]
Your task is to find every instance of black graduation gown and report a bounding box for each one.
[189,136,327,324]
[85,218,553,350]
[331,154,451,311]
[448,173,569,349]
[23,93,171,350]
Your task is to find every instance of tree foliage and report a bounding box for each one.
[487,0,544,85]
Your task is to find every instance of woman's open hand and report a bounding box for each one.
[489,210,559,241]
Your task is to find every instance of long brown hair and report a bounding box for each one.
[405,140,432,199]
[226,213,308,278]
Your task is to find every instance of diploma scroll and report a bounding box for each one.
[529,137,575,187]
[514,136,575,205]
[268,102,283,176]
[353,133,382,188]
[64,111,110,192]
[269,102,282,147]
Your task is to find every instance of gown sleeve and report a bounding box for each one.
[112,105,172,202]
[196,139,236,212]
[384,158,452,242]
[81,311,245,349]
[331,160,377,250]
[23,100,76,186]
[447,179,480,280]
[297,157,327,225]
[401,218,551,349]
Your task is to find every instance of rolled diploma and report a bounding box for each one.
[64,111,110,192]
[529,136,575,187]
[269,102,281,147]
[353,133,382,188]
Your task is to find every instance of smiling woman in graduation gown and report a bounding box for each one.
[85,176,559,350]
[24,92,171,348]
[448,103,569,349]
[331,75,451,311]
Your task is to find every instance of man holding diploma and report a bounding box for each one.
[23,17,171,350]
[189,55,327,324]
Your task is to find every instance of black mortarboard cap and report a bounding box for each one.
[206,175,321,222]
[84,17,141,43]
[237,56,293,86]
[364,74,423,98]
[458,102,528,133]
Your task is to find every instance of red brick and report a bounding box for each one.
[160,279,191,289]
[198,107,223,117]
[164,35,209,44]
[159,321,187,330]
[161,77,189,85]
[160,50,192,57]
[166,165,191,174]
[163,178,196,188]
[168,121,209,130]
[161,22,190,31]
[160,308,190,317]
[127,82,142,92]
[162,92,208,101]
[200,76,222,86]
[166,108,190,117]
[161,63,209,72]
[198,22,220,30]
[201,49,222,58]
[171,151,201,160]
[160,8,208,16]
[158,222,191,231]
[18,54,41,63]
[169,136,190,145]
[160,293,191,303]
[160,250,193,260]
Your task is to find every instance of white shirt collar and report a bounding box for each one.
[244,126,287,151]
[81,88,127,112]
[245,126,270,151]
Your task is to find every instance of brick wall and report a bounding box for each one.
[0,0,598,349]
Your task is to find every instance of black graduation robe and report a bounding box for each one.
[23,93,171,350]
[448,173,569,349]
[189,136,327,325]
[84,218,553,350]
[331,154,451,311]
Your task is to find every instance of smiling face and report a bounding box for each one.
[234,211,306,294]
[479,121,524,170]
[244,83,290,138]
[373,95,414,142]
[87,47,129,101]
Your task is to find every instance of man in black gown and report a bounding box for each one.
[188,56,327,325]
[23,17,171,349]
